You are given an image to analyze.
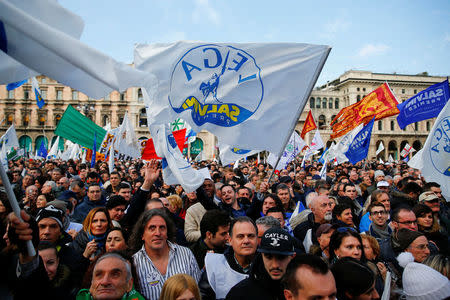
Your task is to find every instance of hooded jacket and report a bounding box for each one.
[225,253,285,300]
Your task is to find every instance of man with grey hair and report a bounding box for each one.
[77,252,145,299]
[293,195,333,249]
[256,216,281,245]
[289,192,317,230]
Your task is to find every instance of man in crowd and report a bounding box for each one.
[190,209,231,269]
[71,183,105,223]
[226,227,296,299]
[200,216,258,300]
[282,254,337,300]
[293,195,333,247]
[131,209,200,299]
[365,202,392,240]
[104,171,121,197]
[256,216,281,245]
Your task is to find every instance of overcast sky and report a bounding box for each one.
[60,0,450,86]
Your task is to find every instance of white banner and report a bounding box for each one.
[135,41,330,154]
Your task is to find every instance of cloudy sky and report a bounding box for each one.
[60,0,450,86]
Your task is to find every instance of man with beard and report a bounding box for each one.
[226,228,296,300]
[190,209,231,269]
[293,195,333,249]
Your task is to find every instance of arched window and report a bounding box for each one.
[334,98,339,109]
[138,89,143,101]
[102,115,109,127]
[316,97,321,109]
[310,98,315,109]
[139,108,147,127]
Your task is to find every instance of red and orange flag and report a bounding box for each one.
[330,83,399,139]
[300,111,317,139]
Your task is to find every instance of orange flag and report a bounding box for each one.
[330,83,399,139]
[300,111,317,139]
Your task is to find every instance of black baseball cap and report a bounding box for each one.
[258,227,295,256]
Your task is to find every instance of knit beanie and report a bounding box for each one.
[398,252,450,300]
[36,205,64,229]
[396,228,424,252]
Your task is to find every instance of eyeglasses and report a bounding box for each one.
[410,244,429,250]
[396,220,417,225]
[370,211,387,216]
[336,227,358,233]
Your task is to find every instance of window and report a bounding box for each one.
[322,98,327,108]
[139,108,147,127]
[138,88,143,101]
[357,87,360,91]
[41,90,47,99]
[8,90,14,99]
[318,115,326,128]
[120,92,126,101]
[24,89,29,99]
[390,121,395,131]
[402,89,405,94]
[414,122,419,131]
[56,90,63,100]
[41,78,46,83]
[310,98,315,109]
[72,90,78,100]
[414,89,417,94]
[426,121,430,131]
[328,98,333,109]
[119,116,124,124]
[316,97,321,109]
[363,88,366,92]
[357,95,361,101]
[55,114,61,125]
[335,98,339,109]
[102,115,109,126]
[378,121,382,131]
[6,114,13,125]
[39,115,46,126]
[23,115,30,126]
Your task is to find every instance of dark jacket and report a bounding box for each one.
[199,246,253,300]
[71,195,106,223]
[225,254,285,300]
[293,212,321,246]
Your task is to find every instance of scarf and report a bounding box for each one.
[369,223,392,240]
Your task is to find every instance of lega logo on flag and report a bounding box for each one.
[168,44,264,127]
[231,147,251,154]
[429,116,450,176]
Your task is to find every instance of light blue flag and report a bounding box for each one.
[318,147,328,164]
[345,118,375,164]
[397,79,449,130]
[91,132,97,168]
[31,77,45,109]
[37,140,47,159]
[6,79,27,91]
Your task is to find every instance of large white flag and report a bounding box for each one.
[267,131,306,170]
[376,142,385,155]
[0,0,152,98]
[150,124,204,193]
[0,125,19,152]
[408,100,450,200]
[135,42,330,154]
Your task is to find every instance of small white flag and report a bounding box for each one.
[400,143,415,158]
[388,154,394,163]
[376,142,385,155]
[319,161,327,179]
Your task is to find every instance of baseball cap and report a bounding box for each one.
[258,227,295,256]
[377,181,389,188]
[419,191,439,202]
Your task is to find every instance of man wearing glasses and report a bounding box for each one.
[365,203,392,241]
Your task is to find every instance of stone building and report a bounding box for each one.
[0,70,446,161]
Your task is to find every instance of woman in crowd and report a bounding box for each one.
[329,228,365,264]
[36,194,49,209]
[413,203,448,254]
[159,274,201,300]
[361,235,387,296]
[333,203,357,229]
[71,207,113,260]
[105,227,128,253]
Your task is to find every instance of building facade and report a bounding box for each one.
[0,70,446,161]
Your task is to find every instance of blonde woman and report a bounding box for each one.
[159,274,201,300]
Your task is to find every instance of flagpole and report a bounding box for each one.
[267,47,331,183]
[0,161,36,257]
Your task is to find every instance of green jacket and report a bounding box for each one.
[76,287,145,300]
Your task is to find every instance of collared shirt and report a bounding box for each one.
[133,241,201,300]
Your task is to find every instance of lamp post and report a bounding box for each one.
[76,104,95,119]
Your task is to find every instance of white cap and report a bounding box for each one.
[377,181,389,187]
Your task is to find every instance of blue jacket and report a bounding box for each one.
[71,195,106,223]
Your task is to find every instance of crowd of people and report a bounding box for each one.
[0,156,449,300]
